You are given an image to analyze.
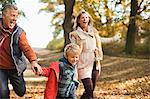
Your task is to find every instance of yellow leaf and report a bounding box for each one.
[87,0,93,5]
[94,0,100,3]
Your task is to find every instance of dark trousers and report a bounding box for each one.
[0,69,26,99]
[81,62,99,99]
[56,94,76,99]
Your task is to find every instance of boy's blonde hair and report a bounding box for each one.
[64,43,81,58]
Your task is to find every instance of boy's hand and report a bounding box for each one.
[74,81,79,89]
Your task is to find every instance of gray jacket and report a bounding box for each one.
[10,26,27,76]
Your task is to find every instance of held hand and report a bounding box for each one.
[34,67,42,76]
[31,61,43,76]
[94,48,103,61]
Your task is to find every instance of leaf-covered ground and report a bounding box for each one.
[10,49,150,99]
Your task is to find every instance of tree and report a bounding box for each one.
[125,0,138,54]
[39,0,149,53]
[0,0,16,16]
[63,0,75,46]
[39,0,75,46]
[0,0,16,6]
[125,0,149,54]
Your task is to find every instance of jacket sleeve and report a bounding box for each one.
[42,67,51,77]
[94,28,103,60]
[44,69,58,99]
[18,32,37,63]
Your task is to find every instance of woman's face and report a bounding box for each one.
[78,13,90,29]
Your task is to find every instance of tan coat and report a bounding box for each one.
[69,26,103,79]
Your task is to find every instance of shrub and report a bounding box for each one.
[46,38,64,50]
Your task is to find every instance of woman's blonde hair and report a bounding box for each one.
[64,43,81,58]
[73,10,93,30]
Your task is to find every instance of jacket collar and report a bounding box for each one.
[59,56,76,69]
[76,26,95,39]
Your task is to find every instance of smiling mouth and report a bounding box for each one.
[10,21,15,24]
[10,21,15,26]
[83,22,87,23]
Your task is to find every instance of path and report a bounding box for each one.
[10,48,150,99]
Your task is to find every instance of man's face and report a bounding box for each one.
[2,9,19,29]
[67,52,80,66]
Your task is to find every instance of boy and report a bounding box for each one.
[41,43,81,99]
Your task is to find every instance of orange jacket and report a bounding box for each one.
[0,23,37,69]
[42,62,60,99]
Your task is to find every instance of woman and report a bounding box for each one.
[69,11,103,99]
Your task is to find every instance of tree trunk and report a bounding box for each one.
[63,0,75,47]
[125,0,138,54]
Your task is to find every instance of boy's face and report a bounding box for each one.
[67,52,79,66]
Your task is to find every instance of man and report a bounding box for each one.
[0,4,42,98]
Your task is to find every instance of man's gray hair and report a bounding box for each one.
[2,4,18,14]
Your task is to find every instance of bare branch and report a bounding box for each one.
[138,0,144,10]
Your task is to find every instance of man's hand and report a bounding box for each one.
[31,61,43,76]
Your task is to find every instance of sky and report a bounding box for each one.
[16,0,53,48]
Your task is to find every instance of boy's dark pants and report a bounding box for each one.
[0,69,26,98]
[81,62,99,99]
